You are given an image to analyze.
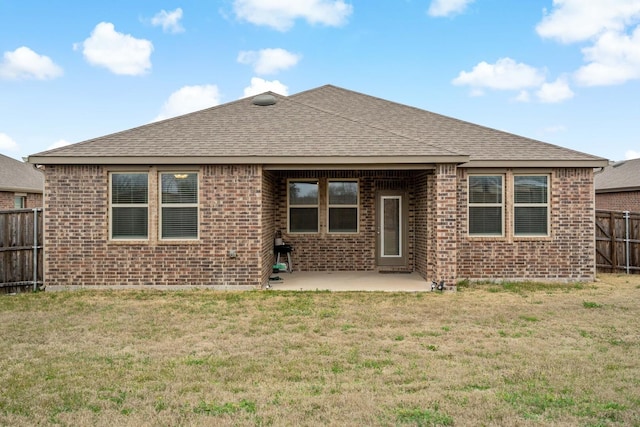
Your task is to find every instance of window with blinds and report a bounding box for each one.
[328,180,358,233]
[110,172,149,239]
[288,180,319,233]
[160,172,198,239]
[514,175,549,236]
[468,175,504,236]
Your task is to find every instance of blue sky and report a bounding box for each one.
[1,0,639,162]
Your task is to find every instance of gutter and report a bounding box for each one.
[28,155,471,166]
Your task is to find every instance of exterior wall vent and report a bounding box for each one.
[252,94,277,106]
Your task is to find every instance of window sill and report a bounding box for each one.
[157,239,200,245]
[108,239,201,245]
[466,235,553,243]
[108,239,149,245]
[513,235,552,241]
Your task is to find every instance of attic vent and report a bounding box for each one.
[252,94,277,106]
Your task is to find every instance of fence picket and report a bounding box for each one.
[596,210,640,274]
[0,208,43,293]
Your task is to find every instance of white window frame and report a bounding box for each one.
[287,179,319,234]
[513,174,550,237]
[14,193,26,209]
[467,174,505,237]
[380,194,403,257]
[327,179,359,234]
[159,172,199,240]
[109,172,149,241]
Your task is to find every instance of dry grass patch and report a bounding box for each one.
[1,274,639,426]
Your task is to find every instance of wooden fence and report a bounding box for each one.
[596,210,640,274]
[0,208,44,293]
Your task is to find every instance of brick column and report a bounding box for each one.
[434,163,457,286]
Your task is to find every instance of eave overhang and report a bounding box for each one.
[596,186,640,194]
[28,155,608,169]
[459,159,609,168]
[0,186,43,194]
[28,155,470,166]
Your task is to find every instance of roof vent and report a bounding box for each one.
[252,94,277,106]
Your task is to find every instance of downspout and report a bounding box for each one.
[32,208,38,292]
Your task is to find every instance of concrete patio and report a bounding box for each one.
[43,271,435,292]
[265,271,432,292]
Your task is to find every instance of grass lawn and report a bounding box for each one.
[1,274,639,426]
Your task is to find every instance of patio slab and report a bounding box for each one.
[266,271,431,292]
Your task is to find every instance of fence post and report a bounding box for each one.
[32,208,38,291]
[624,210,630,275]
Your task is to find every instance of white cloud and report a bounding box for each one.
[151,8,184,33]
[232,0,353,31]
[536,0,640,44]
[536,77,575,103]
[0,46,63,80]
[535,1,640,87]
[452,57,546,92]
[79,22,153,76]
[625,149,640,159]
[0,133,19,152]
[573,27,640,86]
[48,139,72,150]
[428,0,475,17]
[454,58,576,103]
[154,85,222,121]
[242,77,289,97]
[237,48,301,75]
[515,90,530,102]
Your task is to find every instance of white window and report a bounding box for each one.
[160,172,198,239]
[288,180,319,233]
[514,175,549,236]
[328,180,358,233]
[14,194,26,209]
[468,175,504,236]
[110,172,149,239]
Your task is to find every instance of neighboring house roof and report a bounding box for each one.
[0,153,44,193]
[595,157,640,193]
[29,85,607,168]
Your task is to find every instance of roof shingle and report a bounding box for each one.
[29,85,606,167]
[595,158,640,192]
[0,154,44,193]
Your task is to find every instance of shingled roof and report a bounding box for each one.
[29,85,607,168]
[0,153,44,193]
[595,158,640,192]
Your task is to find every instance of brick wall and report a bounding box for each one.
[261,170,277,284]
[414,172,429,279]
[0,191,42,209]
[42,163,596,287]
[433,164,458,285]
[596,191,640,213]
[273,170,418,272]
[0,192,12,209]
[457,168,596,282]
[26,193,43,208]
[43,164,264,288]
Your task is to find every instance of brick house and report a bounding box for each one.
[29,85,607,288]
[595,158,640,213]
[0,153,44,209]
